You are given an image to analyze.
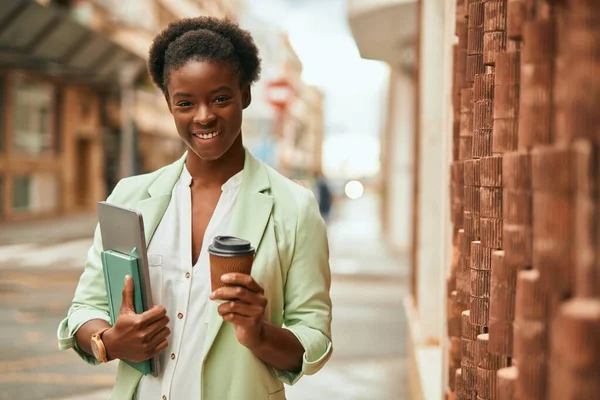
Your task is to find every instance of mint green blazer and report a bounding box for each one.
[57,150,333,400]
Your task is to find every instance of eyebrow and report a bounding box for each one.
[172,86,233,98]
[210,85,233,94]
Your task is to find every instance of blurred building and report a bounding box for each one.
[0,0,236,221]
[240,11,325,181]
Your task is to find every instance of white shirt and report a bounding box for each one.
[136,165,243,400]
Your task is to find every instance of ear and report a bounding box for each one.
[242,84,252,109]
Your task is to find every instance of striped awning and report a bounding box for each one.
[0,0,142,86]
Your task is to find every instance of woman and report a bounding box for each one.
[57,17,333,400]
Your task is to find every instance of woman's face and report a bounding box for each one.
[167,60,250,161]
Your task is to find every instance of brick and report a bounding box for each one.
[471,268,491,297]
[480,187,503,218]
[491,283,517,321]
[494,83,520,119]
[473,128,493,158]
[480,155,503,187]
[480,217,503,249]
[507,0,526,40]
[496,366,517,400]
[518,62,553,149]
[492,118,519,153]
[502,152,531,189]
[515,269,546,321]
[488,317,514,356]
[484,0,507,32]
[484,31,507,65]
[470,295,490,326]
[474,73,495,101]
[466,54,485,83]
[502,224,533,268]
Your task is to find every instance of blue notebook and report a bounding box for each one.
[101,250,153,375]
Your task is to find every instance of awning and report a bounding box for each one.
[347,0,417,72]
[0,0,142,86]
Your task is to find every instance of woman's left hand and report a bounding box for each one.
[210,273,267,349]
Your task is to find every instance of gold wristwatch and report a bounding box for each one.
[91,328,111,363]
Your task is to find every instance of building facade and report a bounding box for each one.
[0,0,137,221]
[239,11,325,181]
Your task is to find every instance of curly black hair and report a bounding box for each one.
[148,16,261,93]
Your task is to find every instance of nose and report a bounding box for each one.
[193,105,216,125]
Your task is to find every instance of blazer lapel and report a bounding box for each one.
[135,153,187,244]
[202,150,273,362]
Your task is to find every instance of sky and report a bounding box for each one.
[242,0,389,178]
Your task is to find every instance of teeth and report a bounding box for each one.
[194,131,220,139]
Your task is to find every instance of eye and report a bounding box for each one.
[214,96,230,104]
[176,101,192,108]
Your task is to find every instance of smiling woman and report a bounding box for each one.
[58,16,333,400]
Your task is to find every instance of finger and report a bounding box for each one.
[120,275,135,313]
[140,306,168,327]
[222,312,255,326]
[220,273,263,293]
[211,286,267,306]
[149,326,171,348]
[145,315,170,337]
[153,339,169,355]
[217,301,264,318]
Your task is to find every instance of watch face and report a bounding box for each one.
[91,337,101,359]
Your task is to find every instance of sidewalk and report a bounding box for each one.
[0,213,97,246]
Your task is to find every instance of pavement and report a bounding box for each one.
[0,192,410,400]
[0,213,97,246]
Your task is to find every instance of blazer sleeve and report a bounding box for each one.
[56,183,122,364]
[275,189,333,385]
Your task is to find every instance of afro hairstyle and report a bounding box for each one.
[147,16,261,93]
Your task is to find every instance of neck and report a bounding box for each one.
[185,136,245,189]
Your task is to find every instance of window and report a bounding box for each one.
[12,176,30,211]
[12,74,57,155]
[12,173,59,213]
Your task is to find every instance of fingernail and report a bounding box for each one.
[124,275,130,283]
[221,274,233,282]
[209,291,216,299]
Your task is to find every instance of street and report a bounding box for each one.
[0,193,409,400]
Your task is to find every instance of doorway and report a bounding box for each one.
[74,137,92,209]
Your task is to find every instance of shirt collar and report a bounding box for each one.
[181,165,243,192]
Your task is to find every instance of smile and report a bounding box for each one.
[192,130,221,140]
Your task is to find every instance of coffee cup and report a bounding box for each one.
[207,236,255,292]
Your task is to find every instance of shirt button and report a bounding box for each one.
[177,312,184,319]
[185,272,190,279]
[171,353,176,360]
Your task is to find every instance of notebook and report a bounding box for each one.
[101,249,153,375]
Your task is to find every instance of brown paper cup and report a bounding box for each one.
[209,253,254,292]
[208,236,255,292]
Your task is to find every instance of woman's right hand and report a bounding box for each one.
[103,275,170,362]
